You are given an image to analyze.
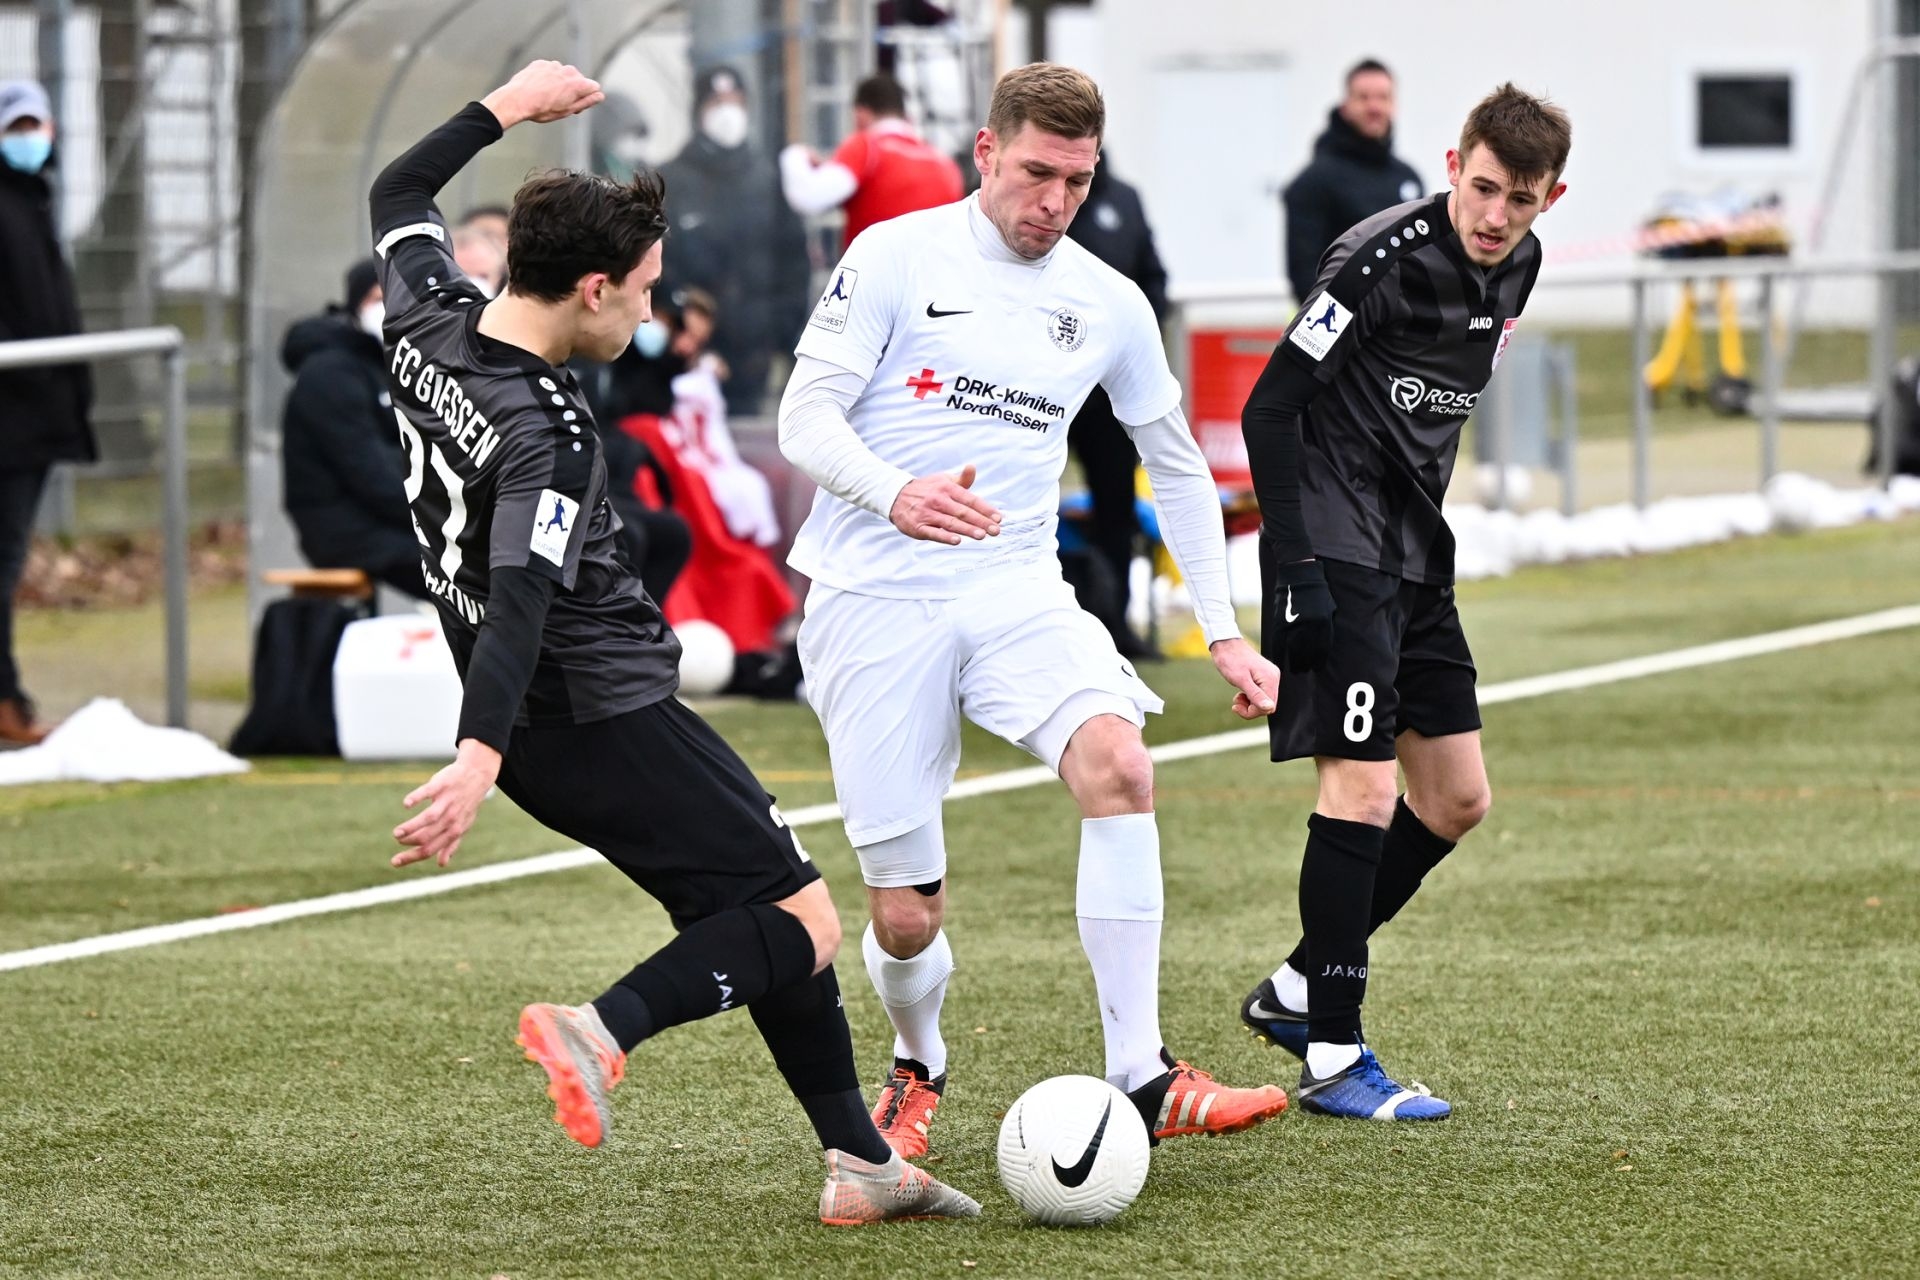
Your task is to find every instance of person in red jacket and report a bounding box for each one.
[779,74,962,249]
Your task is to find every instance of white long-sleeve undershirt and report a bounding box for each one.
[778,355,1240,644]
[777,355,914,519]
[1124,405,1241,645]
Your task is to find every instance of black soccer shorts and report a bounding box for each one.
[496,696,821,927]
[1266,558,1482,763]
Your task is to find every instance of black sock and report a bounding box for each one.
[591,902,816,1053]
[749,966,892,1163]
[1297,813,1385,1046]
[590,982,655,1048]
[1280,797,1455,979]
[1369,796,1457,932]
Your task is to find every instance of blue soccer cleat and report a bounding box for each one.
[1240,978,1310,1060]
[1296,1047,1451,1121]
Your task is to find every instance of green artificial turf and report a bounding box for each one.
[2,521,1916,1277]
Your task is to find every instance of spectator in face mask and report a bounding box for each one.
[656,65,810,416]
[0,78,92,745]
[278,259,429,599]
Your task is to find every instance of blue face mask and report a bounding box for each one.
[632,318,671,359]
[1,130,52,175]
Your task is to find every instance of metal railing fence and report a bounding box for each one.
[1170,250,1920,510]
[0,327,190,727]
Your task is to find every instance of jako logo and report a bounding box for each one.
[1468,315,1494,331]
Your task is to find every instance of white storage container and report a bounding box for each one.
[331,614,463,760]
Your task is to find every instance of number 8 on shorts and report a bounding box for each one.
[1343,682,1375,743]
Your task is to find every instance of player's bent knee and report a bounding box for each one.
[1062,720,1155,816]
[1109,745,1155,812]
[807,910,843,974]
[869,889,943,958]
[1316,760,1399,828]
[1446,785,1492,839]
[774,881,843,974]
[1411,780,1491,840]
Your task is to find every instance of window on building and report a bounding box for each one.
[1696,75,1794,150]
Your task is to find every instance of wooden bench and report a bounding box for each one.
[262,568,375,601]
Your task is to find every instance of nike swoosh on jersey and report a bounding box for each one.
[925,303,972,318]
[1284,588,1299,624]
[1050,1099,1111,1188]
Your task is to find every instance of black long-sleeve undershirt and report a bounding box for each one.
[454,565,556,753]
[1241,352,1325,563]
[368,101,503,241]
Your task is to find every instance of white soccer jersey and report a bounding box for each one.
[790,195,1181,598]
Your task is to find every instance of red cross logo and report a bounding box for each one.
[905,368,944,400]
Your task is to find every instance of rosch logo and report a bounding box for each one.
[1388,375,1427,412]
[1388,373,1480,417]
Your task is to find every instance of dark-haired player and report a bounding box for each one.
[1238,84,1572,1120]
[369,59,978,1223]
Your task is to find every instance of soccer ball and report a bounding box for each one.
[996,1075,1151,1226]
[674,619,735,696]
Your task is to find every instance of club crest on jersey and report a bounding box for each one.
[1490,317,1521,372]
[809,267,858,333]
[529,488,578,566]
[1288,292,1352,363]
[1047,306,1086,352]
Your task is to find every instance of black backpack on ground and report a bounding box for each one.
[1868,358,1920,477]
[229,597,363,756]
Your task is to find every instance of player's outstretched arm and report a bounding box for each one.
[1125,405,1277,716]
[479,60,604,130]
[369,61,601,244]
[778,354,1002,544]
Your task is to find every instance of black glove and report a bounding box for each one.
[1260,539,1335,673]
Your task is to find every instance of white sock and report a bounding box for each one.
[1306,1040,1362,1079]
[861,923,952,1077]
[1271,962,1309,1013]
[1075,813,1166,1093]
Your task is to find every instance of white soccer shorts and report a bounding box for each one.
[797,564,1163,878]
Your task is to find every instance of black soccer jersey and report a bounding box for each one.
[370,104,680,735]
[1262,191,1541,584]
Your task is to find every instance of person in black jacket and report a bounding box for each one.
[569,298,693,604]
[279,259,428,599]
[656,66,810,416]
[1063,153,1170,657]
[1283,60,1425,304]
[0,79,92,745]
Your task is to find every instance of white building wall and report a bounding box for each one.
[1063,0,1884,325]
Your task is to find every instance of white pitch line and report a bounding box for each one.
[4,602,1917,975]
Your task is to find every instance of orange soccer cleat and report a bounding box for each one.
[516,1002,626,1148]
[1132,1059,1289,1141]
[870,1063,946,1159]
